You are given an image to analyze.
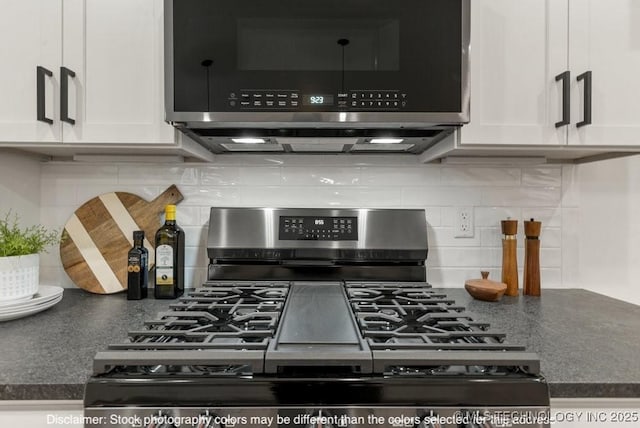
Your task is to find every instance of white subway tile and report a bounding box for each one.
[561,165,580,208]
[540,268,562,288]
[540,248,561,268]
[238,167,282,185]
[41,164,118,184]
[199,167,241,185]
[41,183,77,206]
[561,208,580,286]
[281,167,361,186]
[173,206,200,226]
[118,165,199,185]
[424,207,442,227]
[75,185,160,206]
[521,167,562,187]
[540,227,561,248]
[402,187,484,206]
[179,186,240,206]
[482,186,561,207]
[429,227,481,247]
[428,248,493,268]
[184,267,207,288]
[480,227,501,247]
[360,166,440,186]
[356,188,403,207]
[521,207,562,227]
[184,246,208,268]
[474,207,522,227]
[239,186,359,207]
[426,267,499,288]
[441,167,521,186]
[182,226,208,247]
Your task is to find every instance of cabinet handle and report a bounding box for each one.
[555,71,570,128]
[577,71,592,128]
[36,66,53,124]
[60,66,76,125]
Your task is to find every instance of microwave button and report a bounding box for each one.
[229,100,236,107]
[393,93,398,99]
[253,100,262,107]
[369,93,374,99]
[265,100,275,107]
[351,101,357,107]
[240,101,251,107]
[241,93,250,99]
[277,93,288,98]
[265,93,275,98]
[376,101,383,107]
[253,93,262,99]
[351,93,357,99]
[392,101,399,107]
[290,93,299,99]
[291,101,299,107]
[278,101,287,107]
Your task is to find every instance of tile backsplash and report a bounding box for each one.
[38,155,577,289]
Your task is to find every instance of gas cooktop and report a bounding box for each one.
[94,280,539,377]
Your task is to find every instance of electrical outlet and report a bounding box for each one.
[455,207,474,238]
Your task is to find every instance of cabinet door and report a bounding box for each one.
[0,0,61,142]
[569,0,640,146]
[62,0,174,144]
[460,0,569,146]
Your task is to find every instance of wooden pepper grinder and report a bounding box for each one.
[501,219,519,296]
[523,218,542,296]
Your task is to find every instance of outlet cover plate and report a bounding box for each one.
[455,206,474,238]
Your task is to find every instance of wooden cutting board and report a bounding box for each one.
[60,185,183,294]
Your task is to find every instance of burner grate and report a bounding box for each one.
[346,282,524,352]
[109,282,289,352]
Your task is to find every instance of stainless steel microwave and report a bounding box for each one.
[164,0,470,154]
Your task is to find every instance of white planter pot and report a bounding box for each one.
[0,254,39,301]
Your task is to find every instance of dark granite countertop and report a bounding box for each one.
[0,288,639,400]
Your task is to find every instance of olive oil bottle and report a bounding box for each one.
[154,205,184,299]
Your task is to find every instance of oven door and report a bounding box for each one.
[165,0,470,127]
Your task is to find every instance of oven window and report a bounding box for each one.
[237,19,399,71]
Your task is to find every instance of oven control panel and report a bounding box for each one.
[279,216,358,241]
[227,89,407,111]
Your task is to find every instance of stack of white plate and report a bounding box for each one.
[0,285,64,322]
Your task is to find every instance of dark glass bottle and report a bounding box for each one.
[154,205,184,299]
[127,230,148,300]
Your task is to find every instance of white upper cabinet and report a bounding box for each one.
[461,0,640,150]
[0,0,175,146]
[62,0,174,144]
[460,0,569,146]
[0,0,62,143]
[568,0,640,146]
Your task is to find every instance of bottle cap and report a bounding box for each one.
[165,204,176,221]
[133,230,145,241]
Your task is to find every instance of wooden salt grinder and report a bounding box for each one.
[523,218,542,296]
[501,219,519,296]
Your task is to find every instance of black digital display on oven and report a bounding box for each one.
[279,216,357,240]
[303,94,334,106]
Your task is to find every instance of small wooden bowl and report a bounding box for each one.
[465,271,507,302]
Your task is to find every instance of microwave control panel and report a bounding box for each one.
[227,90,407,111]
[279,216,358,241]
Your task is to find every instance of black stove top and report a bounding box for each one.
[96,280,540,377]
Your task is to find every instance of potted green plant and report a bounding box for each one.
[0,212,59,302]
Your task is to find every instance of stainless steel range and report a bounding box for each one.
[84,208,550,428]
